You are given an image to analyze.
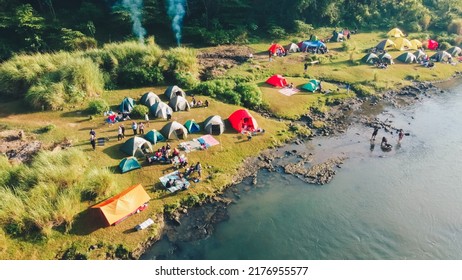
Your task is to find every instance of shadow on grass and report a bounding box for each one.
[60,110,89,118]
[102,142,126,159]
[69,208,103,236]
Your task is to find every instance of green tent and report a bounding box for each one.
[302,82,317,92]
[447,46,461,57]
[120,136,153,157]
[119,157,141,173]
[397,52,417,63]
[309,79,320,86]
[119,97,135,113]
[362,53,379,64]
[330,31,344,42]
[144,129,165,145]
[378,52,393,64]
[184,119,201,133]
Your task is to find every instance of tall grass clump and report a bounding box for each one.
[0,187,27,236]
[87,98,109,114]
[160,47,199,88]
[82,168,119,201]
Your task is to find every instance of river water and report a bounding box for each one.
[142,80,462,260]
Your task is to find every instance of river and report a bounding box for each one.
[142,80,462,260]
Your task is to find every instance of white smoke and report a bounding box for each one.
[120,0,147,42]
[167,0,186,46]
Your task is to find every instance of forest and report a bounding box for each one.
[1,0,462,60]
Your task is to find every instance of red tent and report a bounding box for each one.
[268,43,284,55]
[266,74,288,87]
[426,39,439,50]
[228,109,258,133]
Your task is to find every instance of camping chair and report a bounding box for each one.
[97,137,107,146]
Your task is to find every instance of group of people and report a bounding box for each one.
[371,127,405,151]
[191,97,209,108]
[146,143,174,164]
[164,161,203,191]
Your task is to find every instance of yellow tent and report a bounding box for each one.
[387,28,405,38]
[409,39,422,50]
[394,37,413,51]
[92,184,151,226]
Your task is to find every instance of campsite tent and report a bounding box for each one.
[376,39,395,50]
[362,53,379,64]
[169,95,191,112]
[268,43,285,55]
[184,119,201,133]
[140,92,161,107]
[161,121,188,139]
[119,157,141,173]
[266,74,288,87]
[300,40,327,52]
[397,52,417,63]
[394,37,412,51]
[430,51,452,62]
[149,102,172,119]
[413,49,427,61]
[331,31,344,42]
[92,184,151,226]
[379,52,394,64]
[447,46,462,57]
[228,109,258,133]
[410,39,422,50]
[144,129,165,145]
[164,85,186,100]
[119,97,135,113]
[286,43,300,53]
[425,39,439,50]
[387,28,405,38]
[203,115,225,135]
[301,81,318,92]
[120,136,153,157]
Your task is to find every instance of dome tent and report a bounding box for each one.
[285,43,300,53]
[120,137,153,157]
[149,102,172,119]
[430,51,452,62]
[410,39,422,50]
[144,129,165,145]
[140,92,161,107]
[394,37,412,51]
[228,109,258,133]
[447,46,462,57]
[119,97,135,113]
[387,28,405,38]
[362,53,379,64]
[184,119,201,133]
[119,157,141,173]
[203,115,225,135]
[397,52,417,63]
[161,121,188,140]
[301,82,317,92]
[413,49,426,61]
[375,39,395,50]
[164,85,186,100]
[378,52,394,64]
[266,74,288,87]
[169,95,191,112]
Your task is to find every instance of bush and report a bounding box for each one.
[130,104,149,119]
[439,41,451,50]
[448,19,462,35]
[35,124,56,134]
[117,62,164,87]
[236,83,262,108]
[268,25,286,39]
[294,20,313,37]
[161,47,199,85]
[87,99,109,114]
[82,168,118,201]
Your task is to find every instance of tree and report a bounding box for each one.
[14,4,46,52]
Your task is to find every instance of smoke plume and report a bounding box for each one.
[167,0,186,46]
[120,0,147,42]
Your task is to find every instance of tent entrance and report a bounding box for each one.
[211,124,221,135]
[175,129,185,139]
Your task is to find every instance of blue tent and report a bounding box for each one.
[119,97,135,113]
[119,157,141,173]
[301,40,326,52]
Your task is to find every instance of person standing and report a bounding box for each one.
[144,113,150,127]
[90,134,96,151]
[398,129,404,143]
[120,124,125,139]
[195,162,202,179]
[371,127,379,141]
[304,62,309,73]
[89,128,96,137]
[117,125,123,141]
[132,121,138,135]
[139,122,145,135]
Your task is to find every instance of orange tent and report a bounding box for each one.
[268,43,284,55]
[92,184,151,226]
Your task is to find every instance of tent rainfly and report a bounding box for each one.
[447,46,462,57]
[362,53,379,64]
[119,157,141,173]
[92,184,151,226]
[387,28,405,38]
[375,39,395,50]
[425,39,439,50]
[228,109,258,133]
[301,82,317,92]
[140,92,161,107]
[184,120,201,133]
[379,52,394,64]
[119,97,135,113]
[161,121,188,139]
[164,85,186,100]
[285,43,300,53]
[413,49,426,61]
[144,129,165,145]
[149,102,172,119]
[397,52,417,63]
[203,115,225,135]
[120,136,153,157]
[409,39,422,50]
[268,43,285,55]
[394,37,412,51]
[430,51,452,62]
[266,74,288,87]
[169,95,191,112]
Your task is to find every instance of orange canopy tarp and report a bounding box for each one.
[92,184,151,226]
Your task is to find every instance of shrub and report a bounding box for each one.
[448,19,462,35]
[342,41,352,52]
[35,124,56,134]
[117,62,164,87]
[236,83,262,108]
[87,99,109,114]
[161,47,199,85]
[182,194,200,208]
[268,25,286,39]
[294,20,313,37]
[439,41,451,50]
[82,168,118,201]
[130,104,149,119]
